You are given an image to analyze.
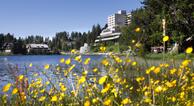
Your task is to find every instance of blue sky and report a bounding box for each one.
[0,0,143,37]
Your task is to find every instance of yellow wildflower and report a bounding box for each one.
[144,98,152,103]
[103,98,111,106]
[155,86,163,93]
[84,100,90,106]
[68,64,76,72]
[182,59,191,67]
[135,27,140,32]
[93,68,98,72]
[71,49,76,53]
[101,83,111,93]
[39,96,46,102]
[46,81,50,85]
[65,58,71,65]
[146,69,151,74]
[163,35,169,42]
[172,80,176,85]
[101,59,109,66]
[56,66,60,71]
[44,64,50,69]
[121,98,131,104]
[2,83,11,92]
[60,85,67,92]
[153,67,160,74]
[12,88,18,95]
[82,70,88,75]
[150,66,155,70]
[20,92,26,101]
[60,58,65,63]
[51,95,57,102]
[100,46,106,52]
[170,68,176,75]
[130,86,133,90]
[29,63,33,67]
[92,98,98,103]
[132,61,137,66]
[99,76,107,85]
[114,56,122,63]
[84,58,91,65]
[111,88,118,97]
[126,58,131,63]
[165,81,173,88]
[135,42,142,48]
[180,92,185,99]
[132,40,136,43]
[18,74,24,81]
[136,77,144,83]
[144,91,150,96]
[40,89,45,93]
[75,55,82,62]
[186,47,193,54]
[171,97,176,102]
[78,76,86,84]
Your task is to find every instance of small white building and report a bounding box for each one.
[26,44,50,54]
[3,43,14,53]
[80,43,90,54]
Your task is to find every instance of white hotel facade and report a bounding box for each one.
[95,10,131,43]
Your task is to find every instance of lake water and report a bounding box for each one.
[0,55,104,92]
[0,54,185,94]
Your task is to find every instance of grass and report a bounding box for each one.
[145,53,194,60]
[0,52,13,56]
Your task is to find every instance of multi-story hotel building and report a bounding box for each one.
[95,10,131,43]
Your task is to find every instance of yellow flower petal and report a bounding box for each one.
[84,100,90,106]
[29,63,33,67]
[60,58,65,63]
[65,58,71,65]
[99,76,107,85]
[71,49,76,54]
[101,59,109,66]
[75,55,82,62]
[78,76,86,84]
[135,27,140,32]
[44,64,50,69]
[186,47,193,54]
[93,68,98,72]
[121,98,131,104]
[132,61,137,66]
[39,96,46,102]
[18,75,24,81]
[103,98,111,106]
[51,95,57,102]
[12,88,18,95]
[2,83,12,92]
[84,58,91,65]
[155,86,163,93]
[153,67,160,74]
[163,35,169,42]
[100,46,106,52]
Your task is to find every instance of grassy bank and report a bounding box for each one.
[0,52,13,56]
[145,53,194,60]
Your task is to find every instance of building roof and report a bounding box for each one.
[95,35,120,42]
[26,44,49,48]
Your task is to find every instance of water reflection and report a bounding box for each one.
[0,55,104,93]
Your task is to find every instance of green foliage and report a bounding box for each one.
[0,24,102,54]
[120,0,194,52]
